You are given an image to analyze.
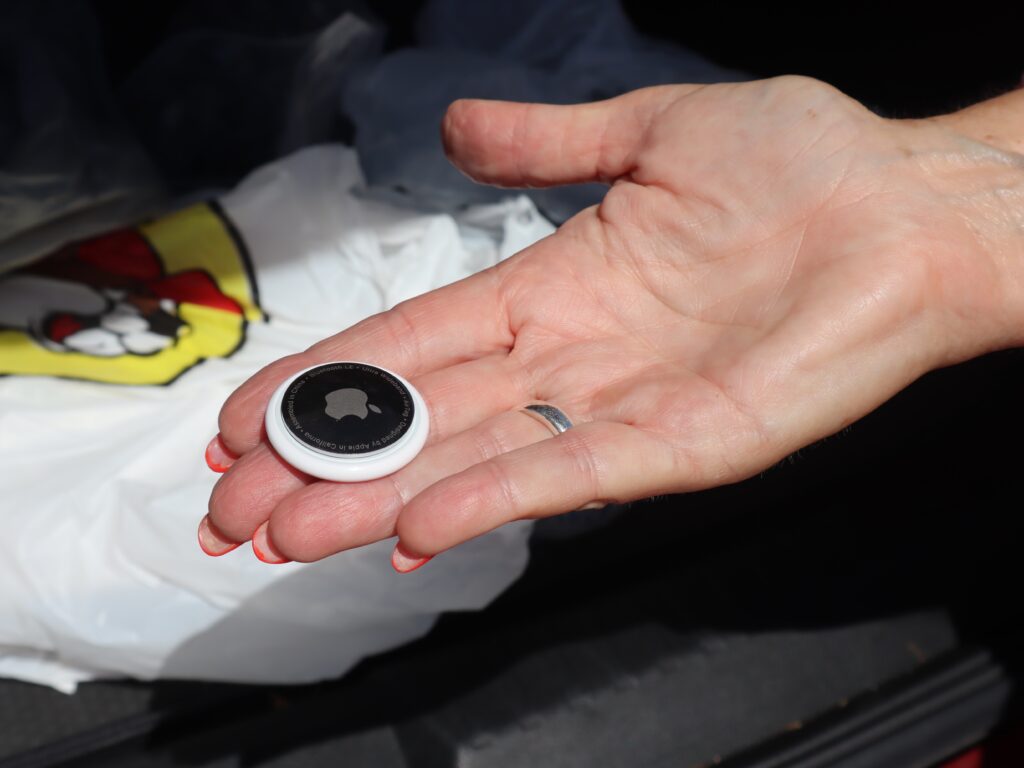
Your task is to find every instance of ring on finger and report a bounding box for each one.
[519,403,574,436]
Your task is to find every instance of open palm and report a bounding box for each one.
[203,76,1010,568]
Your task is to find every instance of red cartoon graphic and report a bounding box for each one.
[0,202,262,384]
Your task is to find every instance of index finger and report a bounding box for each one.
[218,267,514,455]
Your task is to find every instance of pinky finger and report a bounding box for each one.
[393,421,681,561]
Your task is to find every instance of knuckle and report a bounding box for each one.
[384,302,424,372]
[472,420,514,463]
[483,459,520,514]
[560,430,604,498]
[388,472,414,508]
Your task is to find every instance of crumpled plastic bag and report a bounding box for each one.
[0,145,554,692]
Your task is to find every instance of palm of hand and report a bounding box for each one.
[496,79,989,482]
[204,77,999,565]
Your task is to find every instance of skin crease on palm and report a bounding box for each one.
[201,75,1024,569]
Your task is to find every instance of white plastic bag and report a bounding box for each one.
[0,145,554,692]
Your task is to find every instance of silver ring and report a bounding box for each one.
[521,403,573,436]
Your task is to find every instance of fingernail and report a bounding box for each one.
[392,542,432,573]
[252,521,291,564]
[197,515,241,556]
[205,434,237,473]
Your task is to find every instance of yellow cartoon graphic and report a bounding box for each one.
[0,202,262,385]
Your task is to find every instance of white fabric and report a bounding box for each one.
[0,145,554,692]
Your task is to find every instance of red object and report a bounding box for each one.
[76,230,162,280]
[204,434,237,473]
[392,543,432,574]
[196,516,242,558]
[942,748,984,768]
[77,228,244,315]
[940,716,1024,767]
[251,525,291,565]
[46,313,84,343]
[149,271,243,314]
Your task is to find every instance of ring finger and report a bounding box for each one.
[254,402,578,563]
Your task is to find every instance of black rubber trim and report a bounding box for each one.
[0,686,254,768]
[721,635,1022,768]
[0,713,163,768]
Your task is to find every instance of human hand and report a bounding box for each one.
[201,76,1024,570]
[930,83,1024,155]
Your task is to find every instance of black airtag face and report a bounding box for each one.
[280,363,414,456]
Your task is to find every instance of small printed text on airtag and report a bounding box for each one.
[281,363,413,455]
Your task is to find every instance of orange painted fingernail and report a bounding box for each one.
[205,434,237,473]
[252,521,291,564]
[391,542,432,573]
[198,515,241,556]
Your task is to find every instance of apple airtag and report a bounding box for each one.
[265,362,429,482]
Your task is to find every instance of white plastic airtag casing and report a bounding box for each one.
[265,361,429,482]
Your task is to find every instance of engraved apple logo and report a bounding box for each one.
[324,388,383,421]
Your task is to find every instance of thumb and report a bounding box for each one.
[441,85,698,188]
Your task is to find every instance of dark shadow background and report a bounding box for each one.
[1,3,1022,767]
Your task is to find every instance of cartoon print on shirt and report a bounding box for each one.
[0,202,263,385]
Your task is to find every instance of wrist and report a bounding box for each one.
[901,87,1024,356]
[928,135,1024,357]
[928,86,1024,155]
